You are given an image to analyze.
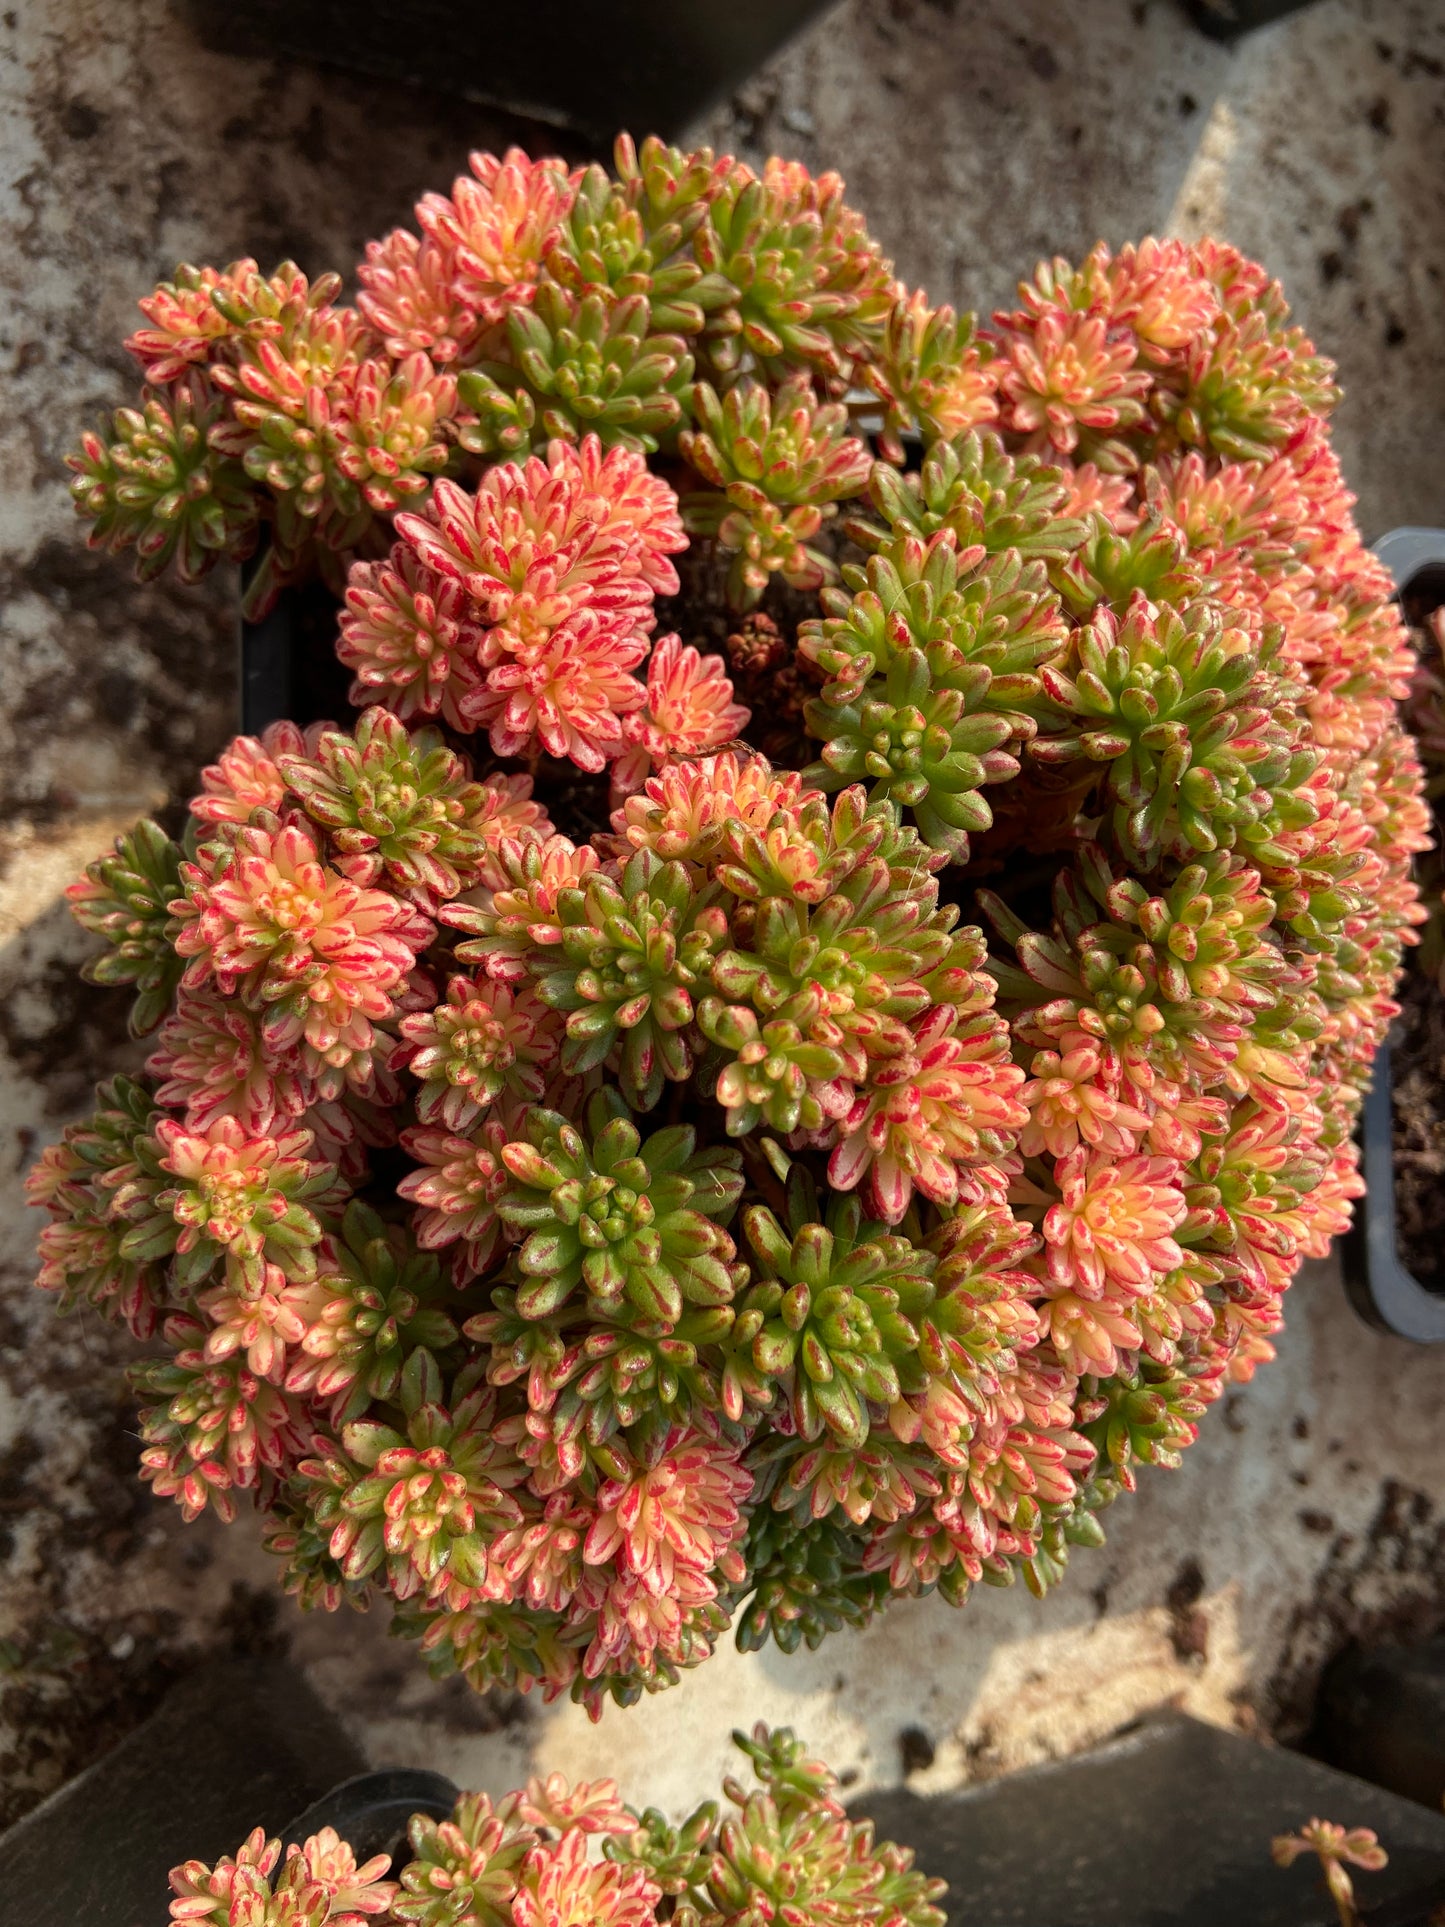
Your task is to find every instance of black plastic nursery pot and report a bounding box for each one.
[279,1765,459,1867]
[1178,0,1325,41]
[182,0,840,149]
[1341,529,1445,1344]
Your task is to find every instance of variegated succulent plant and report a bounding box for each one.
[37,137,1426,1713]
[163,1725,944,1927]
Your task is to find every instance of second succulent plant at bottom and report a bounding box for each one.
[163,1723,946,1927]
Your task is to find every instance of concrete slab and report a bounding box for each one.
[2,0,1444,1839]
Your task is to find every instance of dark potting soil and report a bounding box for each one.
[1389,585,1445,1294]
[1391,961,1445,1290]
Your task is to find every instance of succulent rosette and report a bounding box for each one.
[38,137,1426,1713]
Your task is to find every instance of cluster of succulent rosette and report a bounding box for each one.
[37,137,1429,1712]
[164,1724,943,1927]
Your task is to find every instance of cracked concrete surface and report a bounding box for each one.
[3,0,1445,1832]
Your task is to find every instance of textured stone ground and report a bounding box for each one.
[2,0,1444,1831]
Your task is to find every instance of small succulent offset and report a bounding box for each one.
[164,1725,945,1927]
[1272,1819,1388,1927]
[36,138,1426,1712]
